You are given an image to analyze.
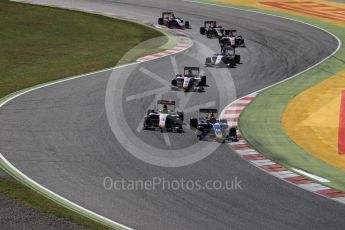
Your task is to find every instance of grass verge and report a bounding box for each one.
[0,0,167,99]
[195,0,345,191]
[0,0,168,229]
[0,175,117,230]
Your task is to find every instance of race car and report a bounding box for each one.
[200,21,224,38]
[171,67,207,92]
[143,100,184,132]
[158,12,190,29]
[205,47,240,68]
[219,29,245,48]
[189,108,233,142]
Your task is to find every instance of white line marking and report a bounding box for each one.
[186,0,342,95]
[203,0,342,205]
[0,153,133,230]
[163,133,171,146]
[222,114,239,119]
[0,8,194,226]
[291,168,331,183]
[333,197,345,204]
[269,171,299,179]
[170,56,179,75]
[298,183,330,192]
[227,106,246,110]
[235,150,258,155]
[250,160,275,166]
[126,87,166,101]
[139,67,170,86]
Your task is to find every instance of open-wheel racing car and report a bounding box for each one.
[143,100,184,133]
[205,46,240,68]
[171,67,207,92]
[190,109,238,142]
[219,29,245,48]
[200,21,224,38]
[158,12,190,29]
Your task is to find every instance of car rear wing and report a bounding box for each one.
[162,12,174,18]
[158,100,175,105]
[224,29,237,36]
[184,66,200,76]
[204,20,216,27]
[199,108,218,114]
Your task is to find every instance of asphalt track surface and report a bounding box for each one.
[1,0,345,229]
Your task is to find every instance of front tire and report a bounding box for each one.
[158,18,163,25]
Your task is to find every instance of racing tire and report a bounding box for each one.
[200,27,205,35]
[197,134,203,140]
[158,18,163,25]
[228,59,235,68]
[178,112,184,121]
[235,55,241,64]
[205,57,212,66]
[185,21,190,29]
[200,75,206,86]
[190,118,198,129]
[171,79,177,87]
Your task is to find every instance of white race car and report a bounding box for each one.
[200,21,224,38]
[158,12,190,29]
[205,47,240,68]
[171,67,206,92]
[219,29,245,48]
[143,100,184,132]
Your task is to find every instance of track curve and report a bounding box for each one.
[1,0,345,229]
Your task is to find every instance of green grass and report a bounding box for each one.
[0,0,168,229]
[0,0,167,99]
[196,0,345,191]
[238,16,345,192]
[0,176,119,230]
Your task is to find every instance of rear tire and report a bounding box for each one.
[200,27,205,35]
[235,55,241,64]
[205,57,212,66]
[200,75,206,86]
[158,18,163,25]
[190,118,198,129]
[178,112,184,121]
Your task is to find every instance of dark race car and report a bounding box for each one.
[205,46,240,68]
[190,109,237,142]
[158,12,190,29]
[143,100,184,133]
[171,67,207,92]
[219,29,245,48]
[200,21,224,39]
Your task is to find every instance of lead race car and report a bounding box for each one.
[200,21,224,38]
[143,100,184,133]
[158,12,190,29]
[189,109,238,142]
[171,67,207,92]
[205,46,241,68]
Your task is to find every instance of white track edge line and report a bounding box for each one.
[0,6,193,229]
[0,153,133,230]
